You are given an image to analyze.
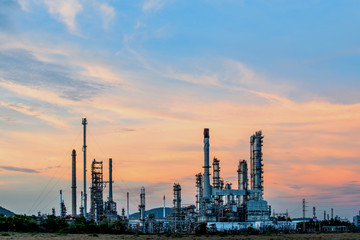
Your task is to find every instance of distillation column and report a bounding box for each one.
[71,149,77,217]
[173,183,181,213]
[139,187,146,229]
[213,158,221,205]
[195,173,203,213]
[203,128,211,199]
[82,117,88,218]
[250,131,264,200]
[238,160,248,206]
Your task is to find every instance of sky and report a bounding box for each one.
[0,0,360,221]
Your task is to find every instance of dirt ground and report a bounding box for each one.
[1,233,360,240]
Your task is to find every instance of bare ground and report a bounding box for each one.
[1,233,360,240]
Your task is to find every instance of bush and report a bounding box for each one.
[195,222,207,235]
[42,215,68,233]
[246,226,260,235]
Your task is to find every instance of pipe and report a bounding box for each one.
[109,158,113,202]
[82,117,88,218]
[71,150,77,217]
[203,128,211,199]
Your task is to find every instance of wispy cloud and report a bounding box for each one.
[0,49,104,101]
[99,2,116,30]
[142,0,169,12]
[42,0,83,34]
[17,0,30,12]
[0,101,68,128]
[0,166,39,173]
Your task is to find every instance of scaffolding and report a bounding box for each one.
[90,159,104,222]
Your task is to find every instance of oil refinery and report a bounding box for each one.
[54,118,340,233]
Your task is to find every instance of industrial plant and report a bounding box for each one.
[53,118,348,233]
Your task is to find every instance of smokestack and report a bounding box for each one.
[82,117,88,218]
[238,160,248,206]
[60,189,63,217]
[109,158,113,202]
[127,192,129,219]
[163,195,166,218]
[71,149,77,217]
[203,128,211,199]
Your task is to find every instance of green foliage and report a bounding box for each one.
[171,233,183,238]
[217,231,228,236]
[246,226,260,235]
[195,222,207,235]
[43,215,68,233]
[68,217,127,234]
[0,214,127,234]
[6,214,39,232]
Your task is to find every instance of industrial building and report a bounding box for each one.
[194,128,271,223]
[59,118,119,222]
[57,118,316,232]
[127,128,272,232]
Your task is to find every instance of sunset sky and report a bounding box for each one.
[0,0,360,220]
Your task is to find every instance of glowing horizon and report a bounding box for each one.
[0,0,359,221]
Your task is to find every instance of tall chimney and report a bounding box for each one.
[82,117,88,218]
[109,158,113,202]
[60,189,63,217]
[71,149,77,217]
[127,192,129,219]
[203,128,211,199]
[163,195,166,218]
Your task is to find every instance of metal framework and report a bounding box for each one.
[90,159,104,222]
